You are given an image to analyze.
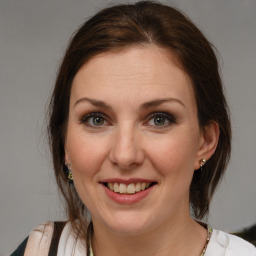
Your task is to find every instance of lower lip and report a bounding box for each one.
[102,184,155,205]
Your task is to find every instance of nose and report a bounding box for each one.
[109,125,144,169]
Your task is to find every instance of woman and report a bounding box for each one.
[11,1,256,255]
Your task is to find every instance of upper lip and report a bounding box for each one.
[100,178,157,185]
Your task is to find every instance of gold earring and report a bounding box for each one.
[66,163,73,182]
[200,159,206,171]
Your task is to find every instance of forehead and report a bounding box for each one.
[71,46,195,107]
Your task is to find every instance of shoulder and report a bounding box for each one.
[11,221,87,256]
[206,229,256,256]
[226,232,256,255]
[11,222,55,256]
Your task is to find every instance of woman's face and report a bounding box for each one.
[65,46,214,234]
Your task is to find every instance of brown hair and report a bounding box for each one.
[48,0,231,239]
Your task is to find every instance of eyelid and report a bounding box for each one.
[147,112,175,120]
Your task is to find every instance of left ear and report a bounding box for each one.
[194,121,220,170]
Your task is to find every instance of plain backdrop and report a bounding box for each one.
[0,0,255,255]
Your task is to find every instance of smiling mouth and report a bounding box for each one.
[103,182,157,194]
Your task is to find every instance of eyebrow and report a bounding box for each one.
[74,97,113,110]
[74,97,185,109]
[140,98,185,109]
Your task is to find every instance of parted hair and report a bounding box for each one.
[48,1,231,240]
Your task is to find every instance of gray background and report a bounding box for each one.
[0,0,255,255]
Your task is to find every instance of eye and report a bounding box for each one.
[147,112,176,127]
[80,112,109,127]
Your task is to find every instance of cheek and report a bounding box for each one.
[147,133,198,177]
[148,136,198,206]
[66,130,109,178]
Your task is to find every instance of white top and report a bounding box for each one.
[23,222,256,256]
[205,229,256,256]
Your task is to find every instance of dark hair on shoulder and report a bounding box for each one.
[48,0,231,238]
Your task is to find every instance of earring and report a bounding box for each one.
[200,159,206,171]
[66,163,73,182]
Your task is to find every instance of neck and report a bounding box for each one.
[91,215,207,256]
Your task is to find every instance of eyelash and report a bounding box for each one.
[79,112,176,128]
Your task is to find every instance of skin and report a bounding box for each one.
[65,46,219,256]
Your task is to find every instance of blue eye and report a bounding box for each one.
[80,112,108,127]
[147,112,175,127]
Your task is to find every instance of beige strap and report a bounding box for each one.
[24,222,54,256]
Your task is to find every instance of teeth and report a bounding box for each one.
[108,183,114,190]
[135,183,141,192]
[119,183,126,194]
[127,183,135,194]
[107,182,153,194]
[113,183,119,193]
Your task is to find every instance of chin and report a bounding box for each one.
[100,211,155,235]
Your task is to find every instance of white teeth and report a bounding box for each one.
[113,183,119,193]
[119,183,126,194]
[107,182,153,194]
[127,183,136,194]
[135,183,141,192]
